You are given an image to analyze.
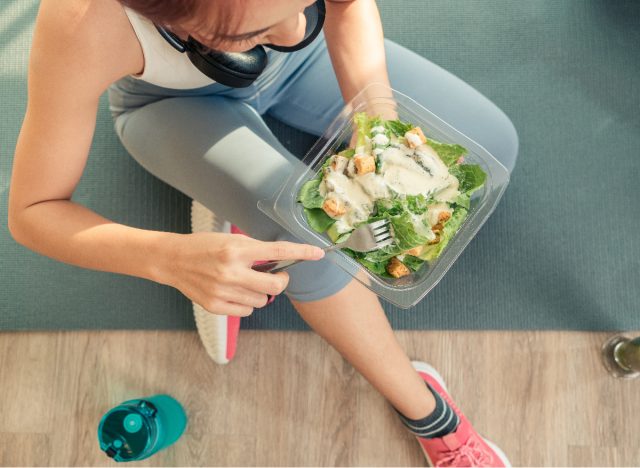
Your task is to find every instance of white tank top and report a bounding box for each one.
[122,6,286,90]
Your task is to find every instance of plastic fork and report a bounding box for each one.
[252,219,393,273]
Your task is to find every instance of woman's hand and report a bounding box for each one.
[156,232,325,317]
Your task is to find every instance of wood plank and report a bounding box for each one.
[1,330,639,466]
[0,433,51,466]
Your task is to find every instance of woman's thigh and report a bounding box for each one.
[266,39,519,173]
[112,95,352,301]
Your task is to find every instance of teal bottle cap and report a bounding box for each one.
[98,404,157,462]
[98,396,187,462]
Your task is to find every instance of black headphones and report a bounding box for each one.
[155,1,326,88]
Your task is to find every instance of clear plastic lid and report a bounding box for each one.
[258,83,509,308]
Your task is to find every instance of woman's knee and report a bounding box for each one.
[384,39,519,173]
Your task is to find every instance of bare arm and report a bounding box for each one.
[7,0,169,283]
[323,0,393,105]
[8,0,322,316]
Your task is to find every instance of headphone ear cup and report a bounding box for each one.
[186,40,268,88]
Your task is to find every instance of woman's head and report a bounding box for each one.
[119,0,316,52]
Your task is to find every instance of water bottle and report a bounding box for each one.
[97,394,187,462]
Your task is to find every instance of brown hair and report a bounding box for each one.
[118,0,245,46]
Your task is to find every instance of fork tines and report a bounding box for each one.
[371,219,393,245]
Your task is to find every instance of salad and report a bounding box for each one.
[297,112,486,279]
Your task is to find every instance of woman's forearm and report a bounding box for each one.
[9,200,177,284]
[324,0,392,104]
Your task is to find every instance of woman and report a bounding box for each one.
[8,0,518,465]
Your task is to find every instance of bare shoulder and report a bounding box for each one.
[31,0,143,97]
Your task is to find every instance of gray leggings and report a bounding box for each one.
[107,33,519,302]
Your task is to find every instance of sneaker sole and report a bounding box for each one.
[191,201,237,365]
[410,361,512,467]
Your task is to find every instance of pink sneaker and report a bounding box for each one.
[411,361,511,467]
[190,199,275,365]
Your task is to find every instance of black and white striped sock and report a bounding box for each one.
[396,383,460,439]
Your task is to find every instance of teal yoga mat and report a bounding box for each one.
[1,0,639,331]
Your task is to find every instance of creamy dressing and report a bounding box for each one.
[321,141,460,231]
[372,133,390,146]
[414,144,447,176]
[410,212,436,240]
[381,147,454,196]
[434,177,460,203]
[331,155,349,173]
[414,144,460,202]
[357,172,390,199]
[323,171,373,226]
[398,143,414,156]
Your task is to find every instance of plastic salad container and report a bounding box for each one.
[258,83,510,309]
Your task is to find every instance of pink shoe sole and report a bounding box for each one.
[191,202,275,365]
[230,224,276,306]
[224,224,277,362]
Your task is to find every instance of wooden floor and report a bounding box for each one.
[0,330,639,467]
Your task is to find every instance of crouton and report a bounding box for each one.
[431,211,451,234]
[438,211,452,223]
[404,127,427,149]
[427,235,441,245]
[354,154,375,175]
[405,245,424,257]
[386,257,411,278]
[322,197,346,218]
[330,155,349,173]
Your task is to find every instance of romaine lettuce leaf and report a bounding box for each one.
[388,211,430,251]
[419,207,468,261]
[298,178,324,209]
[327,223,352,243]
[376,195,429,216]
[354,112,371,151]
[449,164,486,195]
[402,255,425,272]
[369,116,384,130]
[406,194,429,214]
[384,119,413,137]
[454,192,471,209]
[303,208,335,233]
[338,148,355,158]
[375,198,404,216]
[356,256,389,275]
[426,140,467,166]
[361,243,402,264]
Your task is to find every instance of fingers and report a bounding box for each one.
[229,269,290,296]
[199,298,254,317]
[241,240,325,262]
[198,285,272,317]
[216,285,271,309]
[193,282,275,317]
